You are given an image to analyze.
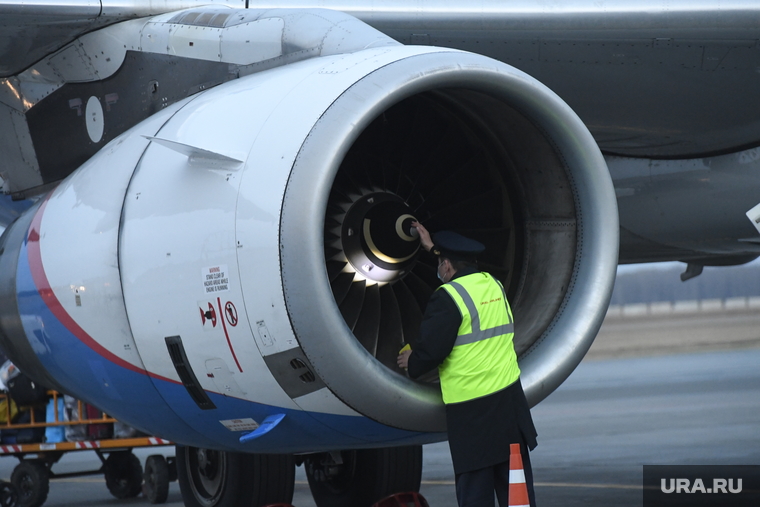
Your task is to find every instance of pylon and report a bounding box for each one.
[508,443,530,507]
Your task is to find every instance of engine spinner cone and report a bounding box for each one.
[341,193,420,283]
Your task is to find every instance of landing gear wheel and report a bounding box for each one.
[0,481,17,507]
[176,446,295,507]
[305,445,422,507]
[144,454,170,504]
[11,460,49,507]
[104,451,143,499]
[166,456,178,482]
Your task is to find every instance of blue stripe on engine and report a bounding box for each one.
[15,241,439,452]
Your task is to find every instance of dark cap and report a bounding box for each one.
[431,231,485,262]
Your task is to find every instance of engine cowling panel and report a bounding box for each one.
[0,43,617,450]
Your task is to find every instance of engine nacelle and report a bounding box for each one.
[0,42,617,451]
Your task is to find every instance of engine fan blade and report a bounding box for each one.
[413,152,488,217]
[425,188,504,230]
[392,280,423,349]
[402,123,473,207]
[339,279,366,331]
[341,153,372,192]
[331,272,355,306]
[326,260,348,282]
[327,200,347,216]
[376,284,405,370]
[401,271,433,314]
[325,215,342,230]
[324,246,343,262]
[353,283,381,355]
[333,166,365,197]
[411,258,440,288]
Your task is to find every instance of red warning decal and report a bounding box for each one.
[217,298,242,372]
[224,301,238,327]
[199,302,217,329]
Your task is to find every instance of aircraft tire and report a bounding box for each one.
[144,454,170,504]
[11,460,48,507]
[305,445,422,507]
[176,446,294,507]
[0,480,18,507]
[104,451,143,499]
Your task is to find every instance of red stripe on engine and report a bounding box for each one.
[25,197,173,383]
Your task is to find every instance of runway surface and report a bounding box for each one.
[1,347,758,507]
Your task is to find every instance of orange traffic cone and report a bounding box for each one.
[508,443,530,507]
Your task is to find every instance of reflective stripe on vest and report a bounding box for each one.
[445,280,515,347]
[438,272,520,404]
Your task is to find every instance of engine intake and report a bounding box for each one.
[281,49,618,432]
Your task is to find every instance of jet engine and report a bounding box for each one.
[0,9,618,506]
[0,7,617,506]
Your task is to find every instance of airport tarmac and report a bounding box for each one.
[1,311,759,507]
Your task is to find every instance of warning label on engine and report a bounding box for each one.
[202,265,230,294]
[220,418,259,432]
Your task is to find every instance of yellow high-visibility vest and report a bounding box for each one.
[438,272,519,404]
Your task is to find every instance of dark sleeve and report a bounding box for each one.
[407,289,462,379]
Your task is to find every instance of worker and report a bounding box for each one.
[397,222,537,507]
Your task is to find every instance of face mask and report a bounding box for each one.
[437,261,445,282]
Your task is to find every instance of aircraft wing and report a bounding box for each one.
[270,1,760,160]
[0,1,108,78]
[0,0,246,77]
[4,1,759,157]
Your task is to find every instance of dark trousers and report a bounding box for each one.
[454,443,536,507]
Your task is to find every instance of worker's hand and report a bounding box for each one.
[411,221,434,252]
[397,349,412,369]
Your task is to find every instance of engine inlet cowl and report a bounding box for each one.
[281,47,618,433]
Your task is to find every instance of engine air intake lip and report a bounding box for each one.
[280,49,618,433]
